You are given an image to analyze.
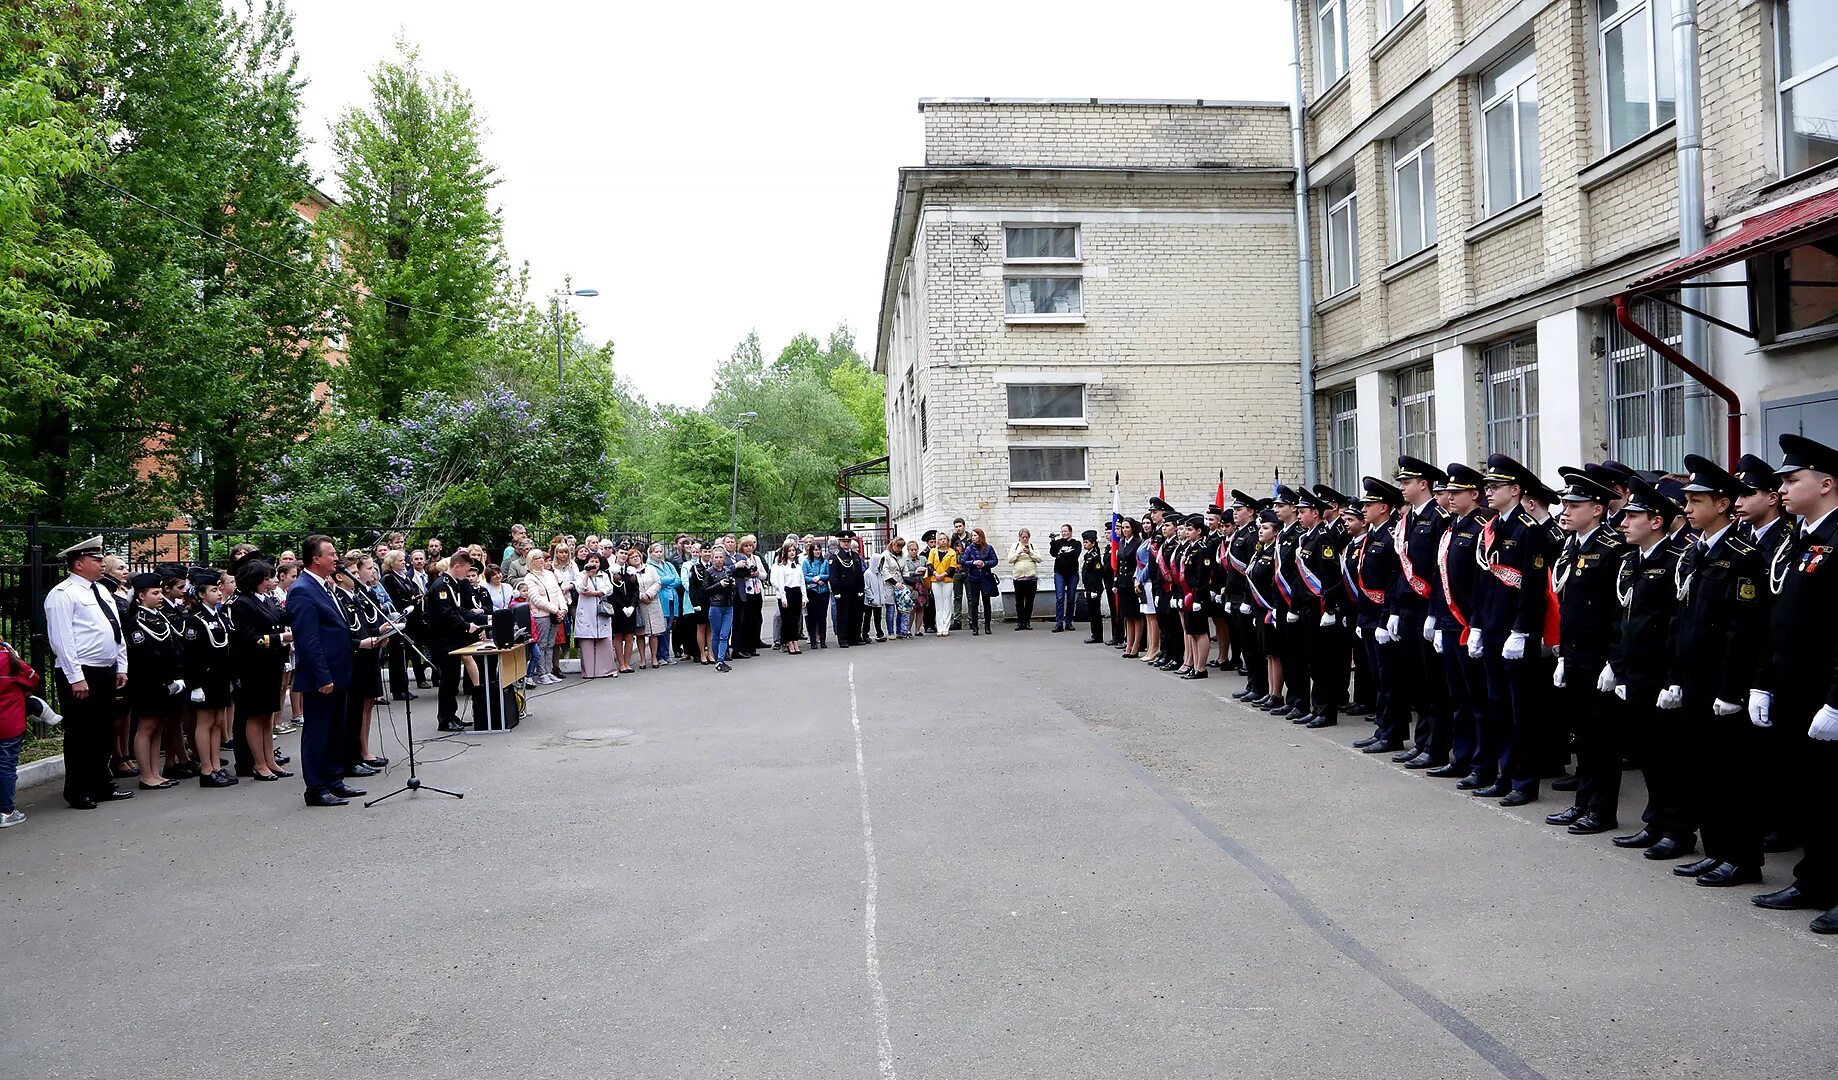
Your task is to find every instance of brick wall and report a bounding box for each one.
[922,101,1292,169]
[1385,258,1442,339]
[1374,17,1430,105]
[1586,153,1681,264]
[1468,214,1545,306]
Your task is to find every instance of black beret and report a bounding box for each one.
[129,572,164,593]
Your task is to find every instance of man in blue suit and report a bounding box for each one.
[288,534,364,806]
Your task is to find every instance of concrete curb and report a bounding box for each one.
[18,753,66,792]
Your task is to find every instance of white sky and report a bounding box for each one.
[290,1,1294,407]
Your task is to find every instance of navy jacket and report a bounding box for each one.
[287,573,353,690]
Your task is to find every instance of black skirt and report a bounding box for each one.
[234,656,286,718]
[780,586,804,642]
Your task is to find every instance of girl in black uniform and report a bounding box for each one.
[183,568,238,788]
[333,562,390,776]
[1248,513,1286,708]
[125,574,187,789]
[349,556,393,770]
[230,560,291,781]
[1115,518,1144,657]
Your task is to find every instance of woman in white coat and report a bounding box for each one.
[571,553,617,678]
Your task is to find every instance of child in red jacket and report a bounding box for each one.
[1,635,42,827]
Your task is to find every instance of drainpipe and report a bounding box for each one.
[1672,0,1716,458]
[1288,0,1320,485]
[1613,294,1739,464]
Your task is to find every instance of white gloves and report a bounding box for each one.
[1810,704,1838,741]
[1431,631,1444,654]
[1712,698,1742,717]
[1374,626,1395,645]
[189,687,206,703]
[1320,613,1337,628]
[1188,599,1202,611]
[1285,612,1299,623]
[1422,617,1436,642]
[1657,685,1684,710]
[1596,664,1616,694]
[1467,631,1484,659]
[167,679,186,696]
[1552,659,1567,688]
[1386,614,1401,639]
[1238,603,1253,615]
[1614,684,1628,700]
[1749,690,1772,729]
[402,604,416,615]
[1502,632,1527,661]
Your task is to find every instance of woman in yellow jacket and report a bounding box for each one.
[924,536,960,637]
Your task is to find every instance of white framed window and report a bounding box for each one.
[1380,0,1419,33]
[1325,172,1360,295]
[1482,335,1540,468]
[1009,446,1089,488]
[1006,383,1086,426]
[326,235,343,274]
[1316,0,1349,90]
[1004,276,1084,320]
[1778,1,1838,177]
[1328,387,1359,491]
[1395,362,1436,461]
[1391,117,1437,260]
[1479,43,1542,216]
[1606,294,1688,470]
[1004,225,1079,263]
[1600,0,1676,152]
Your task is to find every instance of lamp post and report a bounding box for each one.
[553,287,599,385]
[728,411,758,532]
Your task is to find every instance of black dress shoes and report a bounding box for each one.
[1696,863,1762,887]
[393,691,418,701]
[1499,790,1535,807]
[1612,828,1659,848]
[346,762,379,777]
[1643,836,1695,860]
[1567,812,1617,835]
[1389,748,1418,763]
[1674,856,1722,878]
[364,757,389,768]
[1472,782,1511,798]
[329,783,367,799]
[65,796,97,810]
[199,770,237,788]
[1291,712,1316,725]
[1545,806,1585,827]
[1403,753,1438,770]
[96,787,134,801]
[1363,741,1404,755]
[1761,831,1800,854]
[305,790,348,807]
[1180,669,1208,680]
[1809,907,1838,934]
[1455,774,1489,790]
[1751,885,1835,911]
[1232,689,1254,701]
[1351,734,1380,749]
[1305,716,1338,729]
[1426,763,1466,778]
[1550,774,1580,792]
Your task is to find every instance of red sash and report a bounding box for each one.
[1355,535,1387,606]
[1394,509,1431,599]
[1438,528,1470,645]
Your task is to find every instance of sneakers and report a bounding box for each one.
[27,696,62,727]
[0,810,24,828]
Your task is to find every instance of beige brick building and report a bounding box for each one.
[873,99,1307,552]
[1297,0,1838,486]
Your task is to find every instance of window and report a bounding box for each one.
[1600,0,1676,152]
[1778,1,1838,177]
[1392,117,1437,260]
[1607,295,1688,470]
[1325,173,1360,295]
[1328,388,1359,491]
[1758,234,1838,341]
[1009,447,1089,487]
[1482,336,1540,467]
[1004,226,1078,262]
[1006,383,1086,424]
[1316,0,1348,90]
[1395,363,1436,460]
[326,236,343,274]
[1004,276,1084,318]
[1380,0,1418,32]
[1479,44,1542,216]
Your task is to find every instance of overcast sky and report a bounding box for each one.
[290,1,1295,407]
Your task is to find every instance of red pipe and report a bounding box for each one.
[1613,293,1742,466]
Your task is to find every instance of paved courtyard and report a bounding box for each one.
[3,630,1833,1079]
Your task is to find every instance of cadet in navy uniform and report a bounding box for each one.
[1470,454,1554,805]
[1663,455,1768,888]
[1389,457,1455,768]
[1350,478,1407,753]
[1314,484,1358,712]
[1430,463,1492,781]
[1749,434,1838,933]
[1271,488,1310,717]
[1732,452,1799,854]
[1543,469,1629,835]
[1224,492,1262,684]
[1203,504,1233,670]
[1244,510,1285,707]
[1292,490,1350,727]
[1077,530,1112,644]
[1604,478,1693,860]
[124,573,187,789]
[1175,515,1213,678]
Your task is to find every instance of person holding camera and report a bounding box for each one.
[704,543,748,672]
[427,550,490,731]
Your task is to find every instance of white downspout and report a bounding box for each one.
[1673,0,1712,459]
[1288,0,1320,485]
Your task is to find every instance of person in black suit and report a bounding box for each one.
[425,550,489,731]
[288,535,364,806]
[380,549,420,701]
[1077,530,1111,644]
[1750,434,1838,932]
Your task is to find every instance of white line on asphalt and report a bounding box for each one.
[848,662,898,1079]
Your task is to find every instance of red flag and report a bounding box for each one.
[1215,469,1225,513]
[1158,470,1166,501]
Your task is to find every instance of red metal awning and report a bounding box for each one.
[1626,187,1838,293]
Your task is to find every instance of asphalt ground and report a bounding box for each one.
[2,628,1833,1079]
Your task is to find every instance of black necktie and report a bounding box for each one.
[91,582,122,644]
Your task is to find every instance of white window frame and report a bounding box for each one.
[1316,0,1349,91]
[1325,172,1360,295]
[1391,117,1437,261]
[1606,294,1688,471]
[1380,0,1419,33]
[1007,444,1091,490]
[1328,387,1359,492]
[1005,383,1088,427]
[1395,362,1437,461]
[1478,43,1541,217]
[1003,222,1085,324]
[1003,225,1081,264]
[1482,335,1540,468]
[1776,0,1838,179]
[1599,0,1676,153]
[1003,276,1085,323]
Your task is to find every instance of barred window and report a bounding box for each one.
[1329,388,1359,492]
[1395,363,1436,461]
[1482,336,1540,468]
[1606,295,1688,471]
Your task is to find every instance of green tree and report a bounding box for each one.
[0,0,111,506]
[632,408,781,536]
[326,39,504,420]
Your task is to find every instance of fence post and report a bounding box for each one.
[195,519,209,567]
[25,514,49,696]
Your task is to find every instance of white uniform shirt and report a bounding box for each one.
[44,573,129,683]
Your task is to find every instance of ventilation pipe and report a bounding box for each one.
[1288,0,1320,485]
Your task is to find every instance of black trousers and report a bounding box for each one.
[406,618,432,683]
[386,637,410,697]
[1683,685,1764,869]
[57,666,117,802]
[1084,590,1105,640]
[1481,641,1545,794]
[806,592,830,644]
[1369,633,1407,745]
[860,600,882,640]
[1108,589,1125,645]
[1783,704,1838,895]
[299,684,347,794]
[1350,627,1375,705]
[1396,606,1448,754]
[1157,607,1180,661]
[835,591,862,645]
[1625,676,1693,839]
[1442,637,1485,772]
[738,593,763,654]
[1563,650,1617,814]
[1014,578,1038,627]
[1308,619,1348,721]
[1279,614,1309,709]
[436,652,465,726]
[967,590,992,631]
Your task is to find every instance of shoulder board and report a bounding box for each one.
[1727,535,1756,555]
[1597,532,1625,548]
[1516,511,1537,527]
[1433,505,1452,519]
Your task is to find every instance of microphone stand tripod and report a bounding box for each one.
[366,625,464,807]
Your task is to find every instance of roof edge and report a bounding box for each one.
[918,96,1289,111]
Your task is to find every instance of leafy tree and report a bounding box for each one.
[631,407,782,537]
[325,38,504,420]
[0,0,111,506]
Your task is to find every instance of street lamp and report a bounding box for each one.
[729,411,759,532]
[553,287,599,385]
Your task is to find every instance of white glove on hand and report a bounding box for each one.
[1502,632,1527,661]
[1614,684,1628,701]
[1596,664,1616,695]
[1656,685,1684,710]
[1285,612,1299,624]
[1374,627,1395,645]
[1238,603,1253,615]
[1749,690,1772,729]
[1320,613,1336,628]
[189,687,206,704]
[1422,617,1436,642]
[1431,631,1445,654]
[1809,704,1838,741]
[167,679,185,695]
[1386,614,1401,639]
[403,604,416,615]
[1552,658,1567,688]
[1712,698,1742,717]
[1466,631,1484,659]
